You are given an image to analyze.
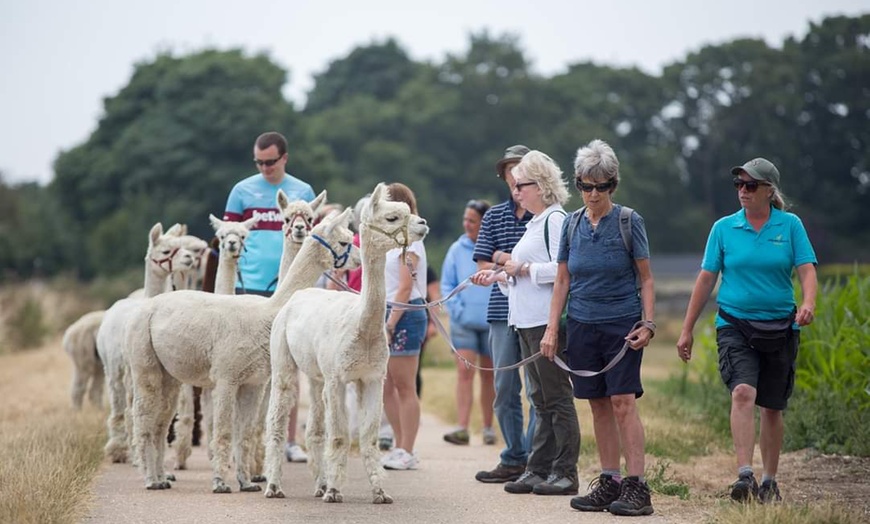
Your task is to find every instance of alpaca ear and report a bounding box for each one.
[209,214,222,232]
[335,208,353,229]
[242,216,260,230]
[276,189,289,212]
[149,223,164,246]
[369,183,387,214]
[166,223,185,237]
[310,190,327,213]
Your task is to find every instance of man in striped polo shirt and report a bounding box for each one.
[471,145,536,483]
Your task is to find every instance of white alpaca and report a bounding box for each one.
[264,183,429,504]
[96,224,197,463]
[126,205,359,493]
[173,214,259,471]
[63,310,106,409]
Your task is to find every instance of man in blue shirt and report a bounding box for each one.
[224,131,315,463]
[471,145,536,483]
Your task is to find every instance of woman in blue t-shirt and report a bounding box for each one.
[677,157,817,505]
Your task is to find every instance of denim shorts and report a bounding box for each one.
[449,321,492,358]
[716,326,799,410]
[565,316,644,399]
[387,298,427,357]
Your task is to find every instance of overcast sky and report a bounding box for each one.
[0,0,866,184]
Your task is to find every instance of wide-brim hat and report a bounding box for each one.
[731,157,780,187]
[495,145,531,178]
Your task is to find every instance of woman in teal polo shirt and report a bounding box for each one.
[676,157,817,505]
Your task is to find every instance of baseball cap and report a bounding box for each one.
[731,157,780,187]
[495,145,530,178]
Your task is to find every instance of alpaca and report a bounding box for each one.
[96,223,197,463]
[126,205,359,493]
[63,310,106,409]
[263,183,429,504]
[173,214,259,471]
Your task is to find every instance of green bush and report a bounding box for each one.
[9,298,49,350]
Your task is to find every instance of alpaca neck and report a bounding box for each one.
[142,262,171,298]
[358,234,388,329]
[266,240,327,314]
[277,239,303,285]
[214,254,238,295]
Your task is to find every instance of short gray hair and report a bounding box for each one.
[574,139,620,187]
[511,150,570,206]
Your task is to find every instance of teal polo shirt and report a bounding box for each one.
[701,207,817,327]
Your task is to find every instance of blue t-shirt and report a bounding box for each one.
[557,204,650,323]
[701,207,817,327]
[223,173,316,292]
[472,199,533,323]
[441,234,490,330]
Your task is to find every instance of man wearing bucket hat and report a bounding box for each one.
[470,145,537,483]
[677,157,817,504]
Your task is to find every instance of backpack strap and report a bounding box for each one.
[565,206,585,253]
[543,209,567,261]
[618,205,634,257]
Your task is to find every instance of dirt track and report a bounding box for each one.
[82,411,681,524]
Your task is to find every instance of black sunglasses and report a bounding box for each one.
[514,181,538,191]
[466,199,490,215]
[254,157,282,167]
[732,178,769,193]
[576,180,615,193]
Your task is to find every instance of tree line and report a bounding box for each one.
[1,14,867,281]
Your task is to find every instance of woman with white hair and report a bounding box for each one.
[472,150,580,496]
[540,139,656,516]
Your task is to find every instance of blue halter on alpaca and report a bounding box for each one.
[311,234,352,268]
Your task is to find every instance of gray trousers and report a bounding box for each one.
[516,325,580,479]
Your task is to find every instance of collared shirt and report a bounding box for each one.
[498,204,565,329]
[558,204,650,323]
[473,199,533,323]
[702,207,817,326]
[224,172,316,292]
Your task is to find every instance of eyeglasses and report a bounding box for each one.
[576,180,615,193]
[254,157,283,167]
[466,199,490,215]
[732,178,769,192]
[513,181,538,191]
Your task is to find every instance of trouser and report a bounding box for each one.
[489,321,536,466]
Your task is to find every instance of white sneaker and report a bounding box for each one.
[382,448,418,470]
[284,443,308,463]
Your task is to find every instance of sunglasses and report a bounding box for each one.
[513,181,538,191]
[254,156,283,167]
[576,180,615,193]
[466,199,490,215]
[732,178,769,192]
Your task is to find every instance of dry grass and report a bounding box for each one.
[0,339,106,524]
[708,502,864,524]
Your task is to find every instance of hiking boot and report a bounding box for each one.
[504,471,546,494]
[475,463,525,483]
[532,473,579,495]
[284,443,308,463]
[729,471,759,503]
[758,479,782,504]
[482,427,497,445]
[609,476,654,516]
[570,474,621,511]
[443,428,470,445]
[377,436,393,451]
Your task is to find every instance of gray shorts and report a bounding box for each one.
[716,326,800,410]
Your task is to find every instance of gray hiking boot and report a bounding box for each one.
[504,471,546,494]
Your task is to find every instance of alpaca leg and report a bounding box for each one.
[70,364,88,410]
[234,383,262,492]
[154,373,181,486]
[263,320,298,499]
[202,388,214,461]
[358,379,392,504]
[131,367,169,489]
[209,381,236,493]
[124,366,139,468]
[173,385,195,470]
[88,359,105,408]
[323,380,349,503]
[249,382,269,483]
[104,363,129,463]
[306,378,327,497]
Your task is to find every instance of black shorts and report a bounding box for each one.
[716,326,800,410]
[565,317,644,400]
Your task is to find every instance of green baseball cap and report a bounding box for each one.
[495,144,530,178]
[731,157,780,187]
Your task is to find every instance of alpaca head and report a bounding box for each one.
[304,207,361,271]
[360,183,429,251]
[178,235,209,272]
[146,223,197,276]
[277,189,327,245]
[208,214,259,259]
